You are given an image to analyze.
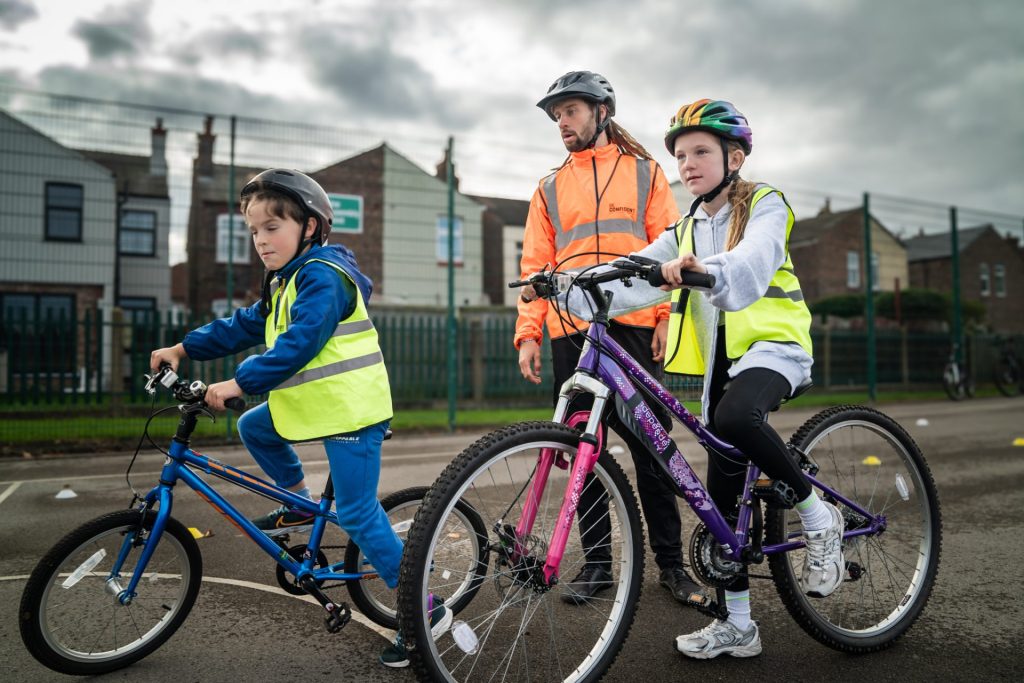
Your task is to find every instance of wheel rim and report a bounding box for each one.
[785,419,937,639]
[413,439,638,682]
[38,524,192,663]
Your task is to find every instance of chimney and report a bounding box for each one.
[150,117,168,177]
[435,147,459,190]
[196,115,216,179]
[817,197,831,216]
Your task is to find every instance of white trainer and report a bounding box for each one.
[800,501,845,597]
[675,619,762,659]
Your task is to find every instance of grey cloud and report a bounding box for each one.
[0,0,36,31]
[168,26,266,67]
[71,0,153,60]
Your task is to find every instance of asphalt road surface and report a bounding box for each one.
[2,397,1022,682]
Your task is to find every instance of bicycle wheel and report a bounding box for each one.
[344,486,488,629]
[766,406,941,653]
[20,509,202,675]
[398,421,645,683]
[993,358,1020,396]
[942,362,966,400]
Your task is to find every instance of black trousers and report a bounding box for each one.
[705,331,812,591]
[551,323,684,572]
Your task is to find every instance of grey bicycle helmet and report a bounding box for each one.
[536,71,616,121]
[241,168,333,244]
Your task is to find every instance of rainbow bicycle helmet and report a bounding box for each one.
[536,70,616,121]
[664,99,753,155]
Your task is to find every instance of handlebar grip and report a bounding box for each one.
[644,267,714,289]
[224,397,248,413]
[681,271,715,289]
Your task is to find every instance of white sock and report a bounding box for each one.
[295,486,314,501]
[725,590,751,631]
[795,490,831,532]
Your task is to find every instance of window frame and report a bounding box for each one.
[44,182,84,242]
[846,250,860,289]
[993,263,1006,298]
[979,263,990,297]
[119,209,158,257]
[216,213,251,265]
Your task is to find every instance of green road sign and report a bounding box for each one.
[328,194,363,233]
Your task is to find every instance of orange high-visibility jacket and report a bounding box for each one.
[515,144,680,348]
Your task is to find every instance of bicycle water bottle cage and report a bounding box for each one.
[751,478,799,508]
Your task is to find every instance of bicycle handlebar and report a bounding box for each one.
[145,364,247,414]
[507,255,715,296]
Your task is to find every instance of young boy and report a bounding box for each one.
[149,169,448,667]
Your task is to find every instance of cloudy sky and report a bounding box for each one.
[2,0,1022,233]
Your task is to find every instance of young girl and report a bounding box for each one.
[562,99,844,659]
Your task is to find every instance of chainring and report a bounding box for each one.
[688,522,744,587]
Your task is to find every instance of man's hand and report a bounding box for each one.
[519,284,538,303]
[659,253,707,291]
[518,339,543,384]
[652,319,669,363]
[205,379,242,411]
[150,343,186,372]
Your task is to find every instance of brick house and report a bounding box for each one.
[184,122,486,313]
[469,194,530,306]
[905,225,1024,333]
[790,203,908,304]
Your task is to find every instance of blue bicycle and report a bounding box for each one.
[19,365,488,676]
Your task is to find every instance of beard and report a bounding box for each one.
[562,117,598,152]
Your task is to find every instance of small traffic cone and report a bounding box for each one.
[55,485,77,499]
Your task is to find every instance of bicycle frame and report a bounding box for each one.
[111,436,375,604]
[524,319,883,585]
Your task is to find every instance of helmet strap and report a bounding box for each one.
[688,138,735,216]
[584,104,611,149]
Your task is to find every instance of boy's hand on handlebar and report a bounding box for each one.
[205,379,242,412]
[518,340,543,384]
[150,344,186,372]
[659,253,707,291]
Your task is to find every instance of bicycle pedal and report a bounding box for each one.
[691,595,728,621]
[750,478,798,508]
[323,602,351,633]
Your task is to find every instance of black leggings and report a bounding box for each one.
[705,332,811,591]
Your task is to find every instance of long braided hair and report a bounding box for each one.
[722,139,758,251]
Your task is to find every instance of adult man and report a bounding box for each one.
[516,70,702,605]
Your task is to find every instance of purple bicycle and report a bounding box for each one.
[398,257,941,682]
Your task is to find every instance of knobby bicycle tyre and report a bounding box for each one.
[20,509,202,675]
[766,406,941,653]
[398,421,645,683]
[344,486,488,629]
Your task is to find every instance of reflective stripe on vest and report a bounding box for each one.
[266,258,392,441]
[545,158,652,250]
[663,186,813,375]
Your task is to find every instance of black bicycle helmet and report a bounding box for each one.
[241,168,333,245]
[536,71,616,121]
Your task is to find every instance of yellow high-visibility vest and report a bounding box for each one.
[266,258,392,440]
[663,186,812,375]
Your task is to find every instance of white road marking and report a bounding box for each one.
[0,481,22,506]
[0,449,456,486]
[0,573,394,640]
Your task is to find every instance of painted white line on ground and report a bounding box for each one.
[0,481,22,506]
[0,450,456,486]
[0,573,393,640]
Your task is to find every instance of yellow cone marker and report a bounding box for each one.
[188,527,214,539]
[862,455,882,466]
[1013,438,1024,447]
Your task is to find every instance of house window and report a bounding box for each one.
[0,293,75,373]
[436,215,464,265]
[45,182,83,241]
[846,251,860,288]
[871,252,880,291]
[994,264,1006,297]
[216,213,250,264]
[120,210,157,256]
[119,296,157,322]
[980,263,990,297]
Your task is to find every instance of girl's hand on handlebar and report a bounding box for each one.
[150,344,186,372]
[205,379,242,412]
[659,253,707,291]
